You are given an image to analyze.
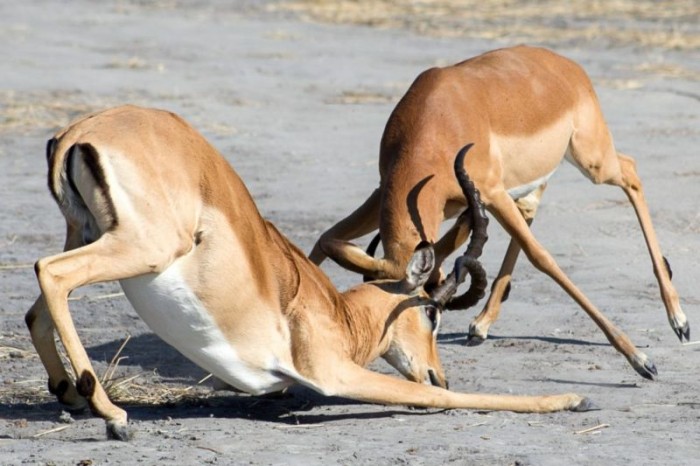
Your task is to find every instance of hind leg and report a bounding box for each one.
[25,223,87,410]
[26,296,89,411]
[482,187,656,380]
[35,230,183,440]
[467,184,546,345]
[609,153,689,340]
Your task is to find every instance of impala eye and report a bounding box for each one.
[424,305,440,331]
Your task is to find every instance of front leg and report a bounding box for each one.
[484,188,657,380]
[320,361,592,413]
[468,184,546,345]
[35,232,183,440]
[309,188,381,268]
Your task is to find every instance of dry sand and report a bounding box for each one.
[1,1,699,464]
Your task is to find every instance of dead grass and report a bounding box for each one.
[0,90,239,139]
[0,335,212,408]
[271,0,700,51]
[0,90,123,135]
[327,89,397,104]
[104,56,166,72]
[99,335,213,406]
[0,373,211,407]
[635,62,700,81]
[102,372,212,406]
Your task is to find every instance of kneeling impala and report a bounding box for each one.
[26,105,591,440]
[310,45,688,379]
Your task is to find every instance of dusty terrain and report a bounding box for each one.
[1,1,699,464]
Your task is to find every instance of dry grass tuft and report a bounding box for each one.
[0,90,235,139]
[0,90,129,135]
[271,0,700,51]
[0,263,33,270]
[0,335,212,408]
[106,377,213,406]
[100,336,212,406]
[635,62,700,81]
[327,90,397,105]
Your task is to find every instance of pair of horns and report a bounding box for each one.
[363,144,489,308]
[430,144,489,308]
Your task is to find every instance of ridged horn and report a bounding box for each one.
[430,143,489,308]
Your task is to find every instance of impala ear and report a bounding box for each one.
[403,241,435,291]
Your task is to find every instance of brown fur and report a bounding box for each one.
[311,45,687,379]
[26,104,589,440]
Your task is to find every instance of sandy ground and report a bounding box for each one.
[1,1,699,464]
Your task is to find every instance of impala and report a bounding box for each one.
[310,45,688,380]
[26,105,591,441]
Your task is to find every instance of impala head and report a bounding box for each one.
[363,232,484,389]
[348,146,489,388]
[359,144,489,310]
[375,242,448,388]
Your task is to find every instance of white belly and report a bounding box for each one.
[119,263,291,394]
[506,169,556,200]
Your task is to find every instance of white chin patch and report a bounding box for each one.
[382,344,414,379]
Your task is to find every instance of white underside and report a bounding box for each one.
[119,263,294,395]
[506,168,556,200]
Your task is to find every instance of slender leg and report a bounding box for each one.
[612,153,689,341]
[34,232,182,440]
[431,210,472,284]
[25,296,88,410]
[309,188,381,266]
[484,189,657,380]
[322,361,592,413]
[467,185,546,345]
[25,223,87,410]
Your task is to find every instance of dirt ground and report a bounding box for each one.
[1,1,699,464]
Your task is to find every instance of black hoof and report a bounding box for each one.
[106,421,133,441]
[571,397,599,412]
[465,334,485,347]
[631,356,658,381]
[673,321,690,342]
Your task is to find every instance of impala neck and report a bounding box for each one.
[264,222,397,367]
[338,284,402,366]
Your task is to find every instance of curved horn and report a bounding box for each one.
[363,233,382,282]
[430,143,489,308]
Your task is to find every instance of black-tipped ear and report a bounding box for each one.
[403,241,435,290]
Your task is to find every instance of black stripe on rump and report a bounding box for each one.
[46,138,60,204]
[69,143,120,229]
[45,137,57,162]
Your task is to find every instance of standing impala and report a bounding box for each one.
[310,45,689,380]
[26,105,591,441]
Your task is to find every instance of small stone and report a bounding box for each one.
[59,411,75,424]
